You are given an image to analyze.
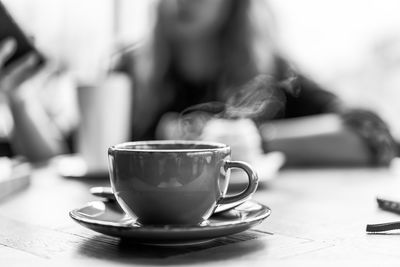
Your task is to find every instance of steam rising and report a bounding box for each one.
[224,74,285,119]
[178,73,299,139]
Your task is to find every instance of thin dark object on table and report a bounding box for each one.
[365,197,400,233]
[366,221,400,233]
[376,197,400,215]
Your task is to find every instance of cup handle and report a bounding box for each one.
[217,160,259,206]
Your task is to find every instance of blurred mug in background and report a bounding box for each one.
[76,73,132,173]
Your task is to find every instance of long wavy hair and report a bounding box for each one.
[134,0,282,98]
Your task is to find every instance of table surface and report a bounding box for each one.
[1,163,400,266]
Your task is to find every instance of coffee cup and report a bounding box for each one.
[108,140,258,225]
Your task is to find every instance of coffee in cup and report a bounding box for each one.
[108,140,258,225]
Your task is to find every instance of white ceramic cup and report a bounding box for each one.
[76,73,132,173]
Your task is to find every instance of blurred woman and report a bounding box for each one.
[112,0,396,166]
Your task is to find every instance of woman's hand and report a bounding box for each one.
[0,38,39,94]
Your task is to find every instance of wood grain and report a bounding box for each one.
[1,165,400,265]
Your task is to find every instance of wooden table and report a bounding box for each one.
[1,164,400,266]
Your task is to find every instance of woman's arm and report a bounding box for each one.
[265,61,397,167]
[259,114,372,167]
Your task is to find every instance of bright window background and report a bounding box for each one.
[3,0,400,138]
[2,0,153,82]
[269,0,400,138]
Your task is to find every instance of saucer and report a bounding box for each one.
[69,200,270,245]
[52,154,109,179]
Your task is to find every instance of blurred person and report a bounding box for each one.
[112,0,396,167]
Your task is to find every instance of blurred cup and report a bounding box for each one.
[201,118,263,164]
[76,73,131,174]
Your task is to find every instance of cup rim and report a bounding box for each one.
[109,140,230,153]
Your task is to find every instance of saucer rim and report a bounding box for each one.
[69,200,271,232]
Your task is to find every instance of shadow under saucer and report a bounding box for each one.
[76,230,268,264]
